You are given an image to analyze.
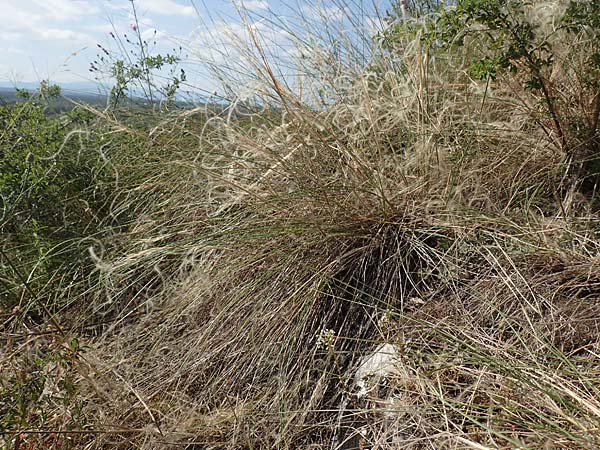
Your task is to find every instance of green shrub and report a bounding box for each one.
[381,0,600,190]
[0,85,109,311]
[89,1,186,110]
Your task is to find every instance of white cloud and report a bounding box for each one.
[86,23,117,34]
[301,4,346,22]
[238,0,269,11]
[30,0,100,20]
[188,17,299,102]
[136,0,196,17]
[3,2,44,29]
[86,15,156,37]
[1,46,25,55]
[141,28,167,42]
[0,31,24,42]
[33,27,92,42]
[136,16,155,27]
[190,17,295,64]
[1,1,95,45]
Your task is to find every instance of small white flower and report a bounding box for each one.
[316,328,336,350]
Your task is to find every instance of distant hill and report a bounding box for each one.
[0,81,109,96]
[0,82,256,116]
[0,84,108,113]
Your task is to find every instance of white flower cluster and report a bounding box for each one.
[316,328,336,350]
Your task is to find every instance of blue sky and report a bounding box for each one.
[0,0,389,95]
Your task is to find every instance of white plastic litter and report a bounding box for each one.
[354,343,399,398]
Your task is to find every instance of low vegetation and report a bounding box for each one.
[2,0,600,448]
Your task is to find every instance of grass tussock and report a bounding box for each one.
[2,1,600,449]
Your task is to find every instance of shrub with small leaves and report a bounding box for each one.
[0,83,110,311]
[90,8,187,109]
[382,0,600,190]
